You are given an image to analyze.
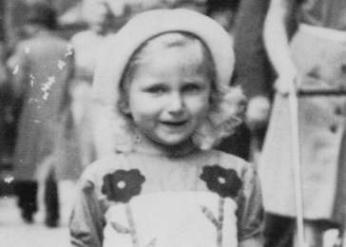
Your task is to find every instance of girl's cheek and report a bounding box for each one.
[194,98,211,115]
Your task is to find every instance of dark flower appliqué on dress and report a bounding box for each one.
[200,165,242,198]
[102,169,154,247]
[200,164,243,247]
[102,169,145,203]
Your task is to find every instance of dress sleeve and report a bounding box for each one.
[237,165,264,242]
[69,176,106,247]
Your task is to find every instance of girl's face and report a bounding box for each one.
[125,44,212,148]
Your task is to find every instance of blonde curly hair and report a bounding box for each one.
[92,9,245,157]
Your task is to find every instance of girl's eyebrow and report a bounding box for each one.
[137,81,168,90]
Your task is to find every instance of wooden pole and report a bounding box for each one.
[288,83,306,247]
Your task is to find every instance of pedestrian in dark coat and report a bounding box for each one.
[216,0,273,162]
[7,2,74,224]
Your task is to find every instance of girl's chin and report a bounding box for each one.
[137,134,195,154]
[153,135,193,147]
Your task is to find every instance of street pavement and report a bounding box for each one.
[0,196,70,247]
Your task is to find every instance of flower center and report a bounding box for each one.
[117,181,126,189]
[218,176,226,184]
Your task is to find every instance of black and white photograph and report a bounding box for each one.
[0,1,345,247]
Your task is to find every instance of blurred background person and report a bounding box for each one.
[66,0,121,164]
[48,0,126,225]
[7,2,74,226]
[231,0,273,163]
[210,0,273,164]
[205,0,252,161]
[261,0,346,247]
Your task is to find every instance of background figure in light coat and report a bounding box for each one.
[261,0,346,246]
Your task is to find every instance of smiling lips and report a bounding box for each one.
[160,120,188,127]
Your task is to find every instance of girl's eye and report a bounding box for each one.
[144,85,167,95]
[183,83,203,94]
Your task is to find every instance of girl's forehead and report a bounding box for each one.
[136,46,209,79]
[139,40,207,68]
[120,32,216,88]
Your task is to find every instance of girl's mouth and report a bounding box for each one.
[161,120,188,127]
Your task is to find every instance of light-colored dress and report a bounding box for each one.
[70,149,262,247]
[55,30,108,180]
[70,30,106,165]
[259,0,346,224]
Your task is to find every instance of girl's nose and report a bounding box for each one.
[167,93,184,114]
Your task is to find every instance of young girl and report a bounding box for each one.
[69,9,263,247]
